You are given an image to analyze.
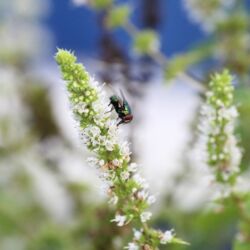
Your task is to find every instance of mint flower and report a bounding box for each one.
[125,242,139,250]
[160,230,174,244]
[140,211,152,223]
[55,49,188,249]
[111,214,127,227]
[198,70,241,183]
[197,71,250,245]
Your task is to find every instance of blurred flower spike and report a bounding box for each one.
[199,69,242,183]
[55,49,188,249]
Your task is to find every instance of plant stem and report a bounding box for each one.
[124,21,206,93]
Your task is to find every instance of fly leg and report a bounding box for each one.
[117,119,124,127]
[105,103,114,113]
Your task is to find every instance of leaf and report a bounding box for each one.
[171,237,190,246]
[164,41,213,80]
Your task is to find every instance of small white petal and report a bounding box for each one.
[147,195,156,205]
[128,163,138,172]
[133,229,142,240]
[140,212,152,222]
[121,171,130,181]
[109,195,118,205]
[112,159,121,167]
[160,230,174,244]
[124,242,139,250]
[111,215,127,227]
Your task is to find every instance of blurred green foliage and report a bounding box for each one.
[106,4,130,28]
[2,0,250,249]
[134,30,159,55]
[91,0,113,9]
[21,83,59,139]
[165,45,212,80]
[235,87,250,171]
[0,79,127,249]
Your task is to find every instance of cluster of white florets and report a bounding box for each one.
[1,0,50,60]
[124,228,175,250]
[198,70,241,182]
[183,0,236,32]
[0,68,31,147]
[55,49,179,248]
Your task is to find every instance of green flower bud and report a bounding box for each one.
[106,4,130,28]
[134,30,159,55]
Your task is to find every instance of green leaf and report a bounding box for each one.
[216,12,248,33]
[164,40,214,80]
[172,237,190,246]
[164,48,211,80]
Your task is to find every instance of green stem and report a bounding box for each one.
[124,21,206,93]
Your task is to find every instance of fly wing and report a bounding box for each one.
[119,89,132,114]
[119,89,127,106]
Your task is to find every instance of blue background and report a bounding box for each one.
[45,0,206,57]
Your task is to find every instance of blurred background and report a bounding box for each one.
[1,0,250,249]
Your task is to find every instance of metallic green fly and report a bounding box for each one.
[108,89,133,126]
